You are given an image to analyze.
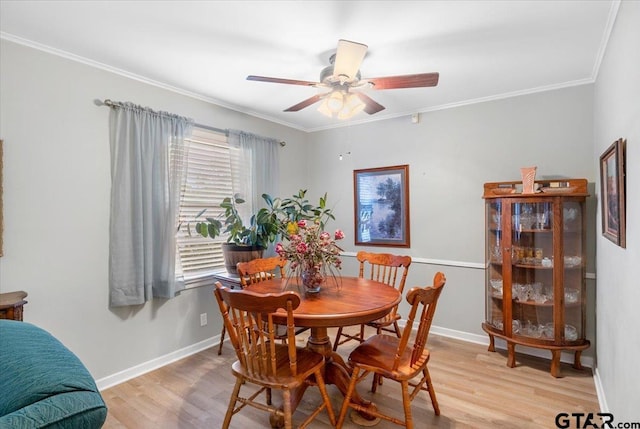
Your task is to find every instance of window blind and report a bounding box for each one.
[176,127,233,282]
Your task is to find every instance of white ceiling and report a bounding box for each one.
[0,1,618,132]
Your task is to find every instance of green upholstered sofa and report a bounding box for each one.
[0,320,107,428]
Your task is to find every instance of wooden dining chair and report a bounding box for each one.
[213,282,336,429]
[237,256,287,287]
[217,256,288,355]
[335,272,446,429]
[333,251,412,351]
[238,256,308,339]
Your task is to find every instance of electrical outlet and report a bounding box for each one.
[200,313,207,326]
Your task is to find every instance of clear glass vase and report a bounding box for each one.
[300,266,325,293]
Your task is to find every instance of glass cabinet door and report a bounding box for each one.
[562,200,585,342]
[485,201,504,332]
[510,201,554,340]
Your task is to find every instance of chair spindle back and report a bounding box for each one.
[237,257,287,287]
[393,272,446,371]
[357,251,411,319]
[214,283,300,377]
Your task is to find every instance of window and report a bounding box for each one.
[176,127,238,285]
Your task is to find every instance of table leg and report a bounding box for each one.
[269,327,378,428]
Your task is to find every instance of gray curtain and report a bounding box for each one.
[228,129,280,212]
[109,101,193,307]
[228,130,280,253]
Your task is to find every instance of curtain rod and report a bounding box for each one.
[94,99,286,147]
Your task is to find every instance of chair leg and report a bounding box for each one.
[401,380,414,429]
[371,373,379,393]
[332,327,344,351]
[336,367,361,429]
[282,388,293,429]
[222,377,243,428]
[218,325,226,355]
[424,367,440,415]
[393,321,401,338]
[314,369,336,426]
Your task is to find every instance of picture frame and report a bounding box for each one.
[354,164,410,247]
[599,138,626,248]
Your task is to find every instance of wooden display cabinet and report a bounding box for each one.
[482,178,590,377]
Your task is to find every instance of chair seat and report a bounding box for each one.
[232,344,325,387]
[367,313,401,328]
[336,274,446,429]
[349,334,430,381]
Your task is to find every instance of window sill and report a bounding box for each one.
[182,269,242,290]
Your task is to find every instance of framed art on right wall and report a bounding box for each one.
[354,165,410,247]
[600,137,626,248]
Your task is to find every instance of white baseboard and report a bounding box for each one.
[95,335,219,391]
[429,324,594,369]
[593,367,608,413]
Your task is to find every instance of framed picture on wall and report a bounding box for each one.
[354,164,410,247]
[599,138,626,248]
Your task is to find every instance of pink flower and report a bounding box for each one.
[297,220,307,228]
[334,229,345,240]
[320,231,331,242]
[275,242,284,255]
[296,242,308,254]
[289,234,301,243]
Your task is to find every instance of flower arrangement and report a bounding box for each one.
[275,219,345,292]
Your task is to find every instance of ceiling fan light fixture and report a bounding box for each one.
[327,90,345,112]
[337,92,366,119]
[317,99,333,117]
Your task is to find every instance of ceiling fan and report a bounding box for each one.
[247,39,439,119]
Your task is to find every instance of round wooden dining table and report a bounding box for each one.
[245,276,401,427]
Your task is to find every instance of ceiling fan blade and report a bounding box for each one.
[367,72,439,90]
[333,39,368,81]
[247,75,319,87]
[355,92,385,115]
[284,94,324,112]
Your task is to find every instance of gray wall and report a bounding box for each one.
[593,0,640,421]
[304,85,597,354]
[0,39,308,382]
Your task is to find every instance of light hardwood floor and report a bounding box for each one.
[102,328,599,428]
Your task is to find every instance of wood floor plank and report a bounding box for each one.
[102,329,599,428]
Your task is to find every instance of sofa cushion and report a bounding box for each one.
[0,320,107,428]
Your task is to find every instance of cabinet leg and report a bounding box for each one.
[487,334,495,352]
[506,343,516,368]
[573,350,584,370]
[550,350,562,378]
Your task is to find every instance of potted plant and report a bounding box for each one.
[186,194,278,274]
[185,189,336,275]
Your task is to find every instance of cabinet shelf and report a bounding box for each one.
[490,262,582,270]
[514,300,553,307]
[512,264,553,269]
[483,178,589,377]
